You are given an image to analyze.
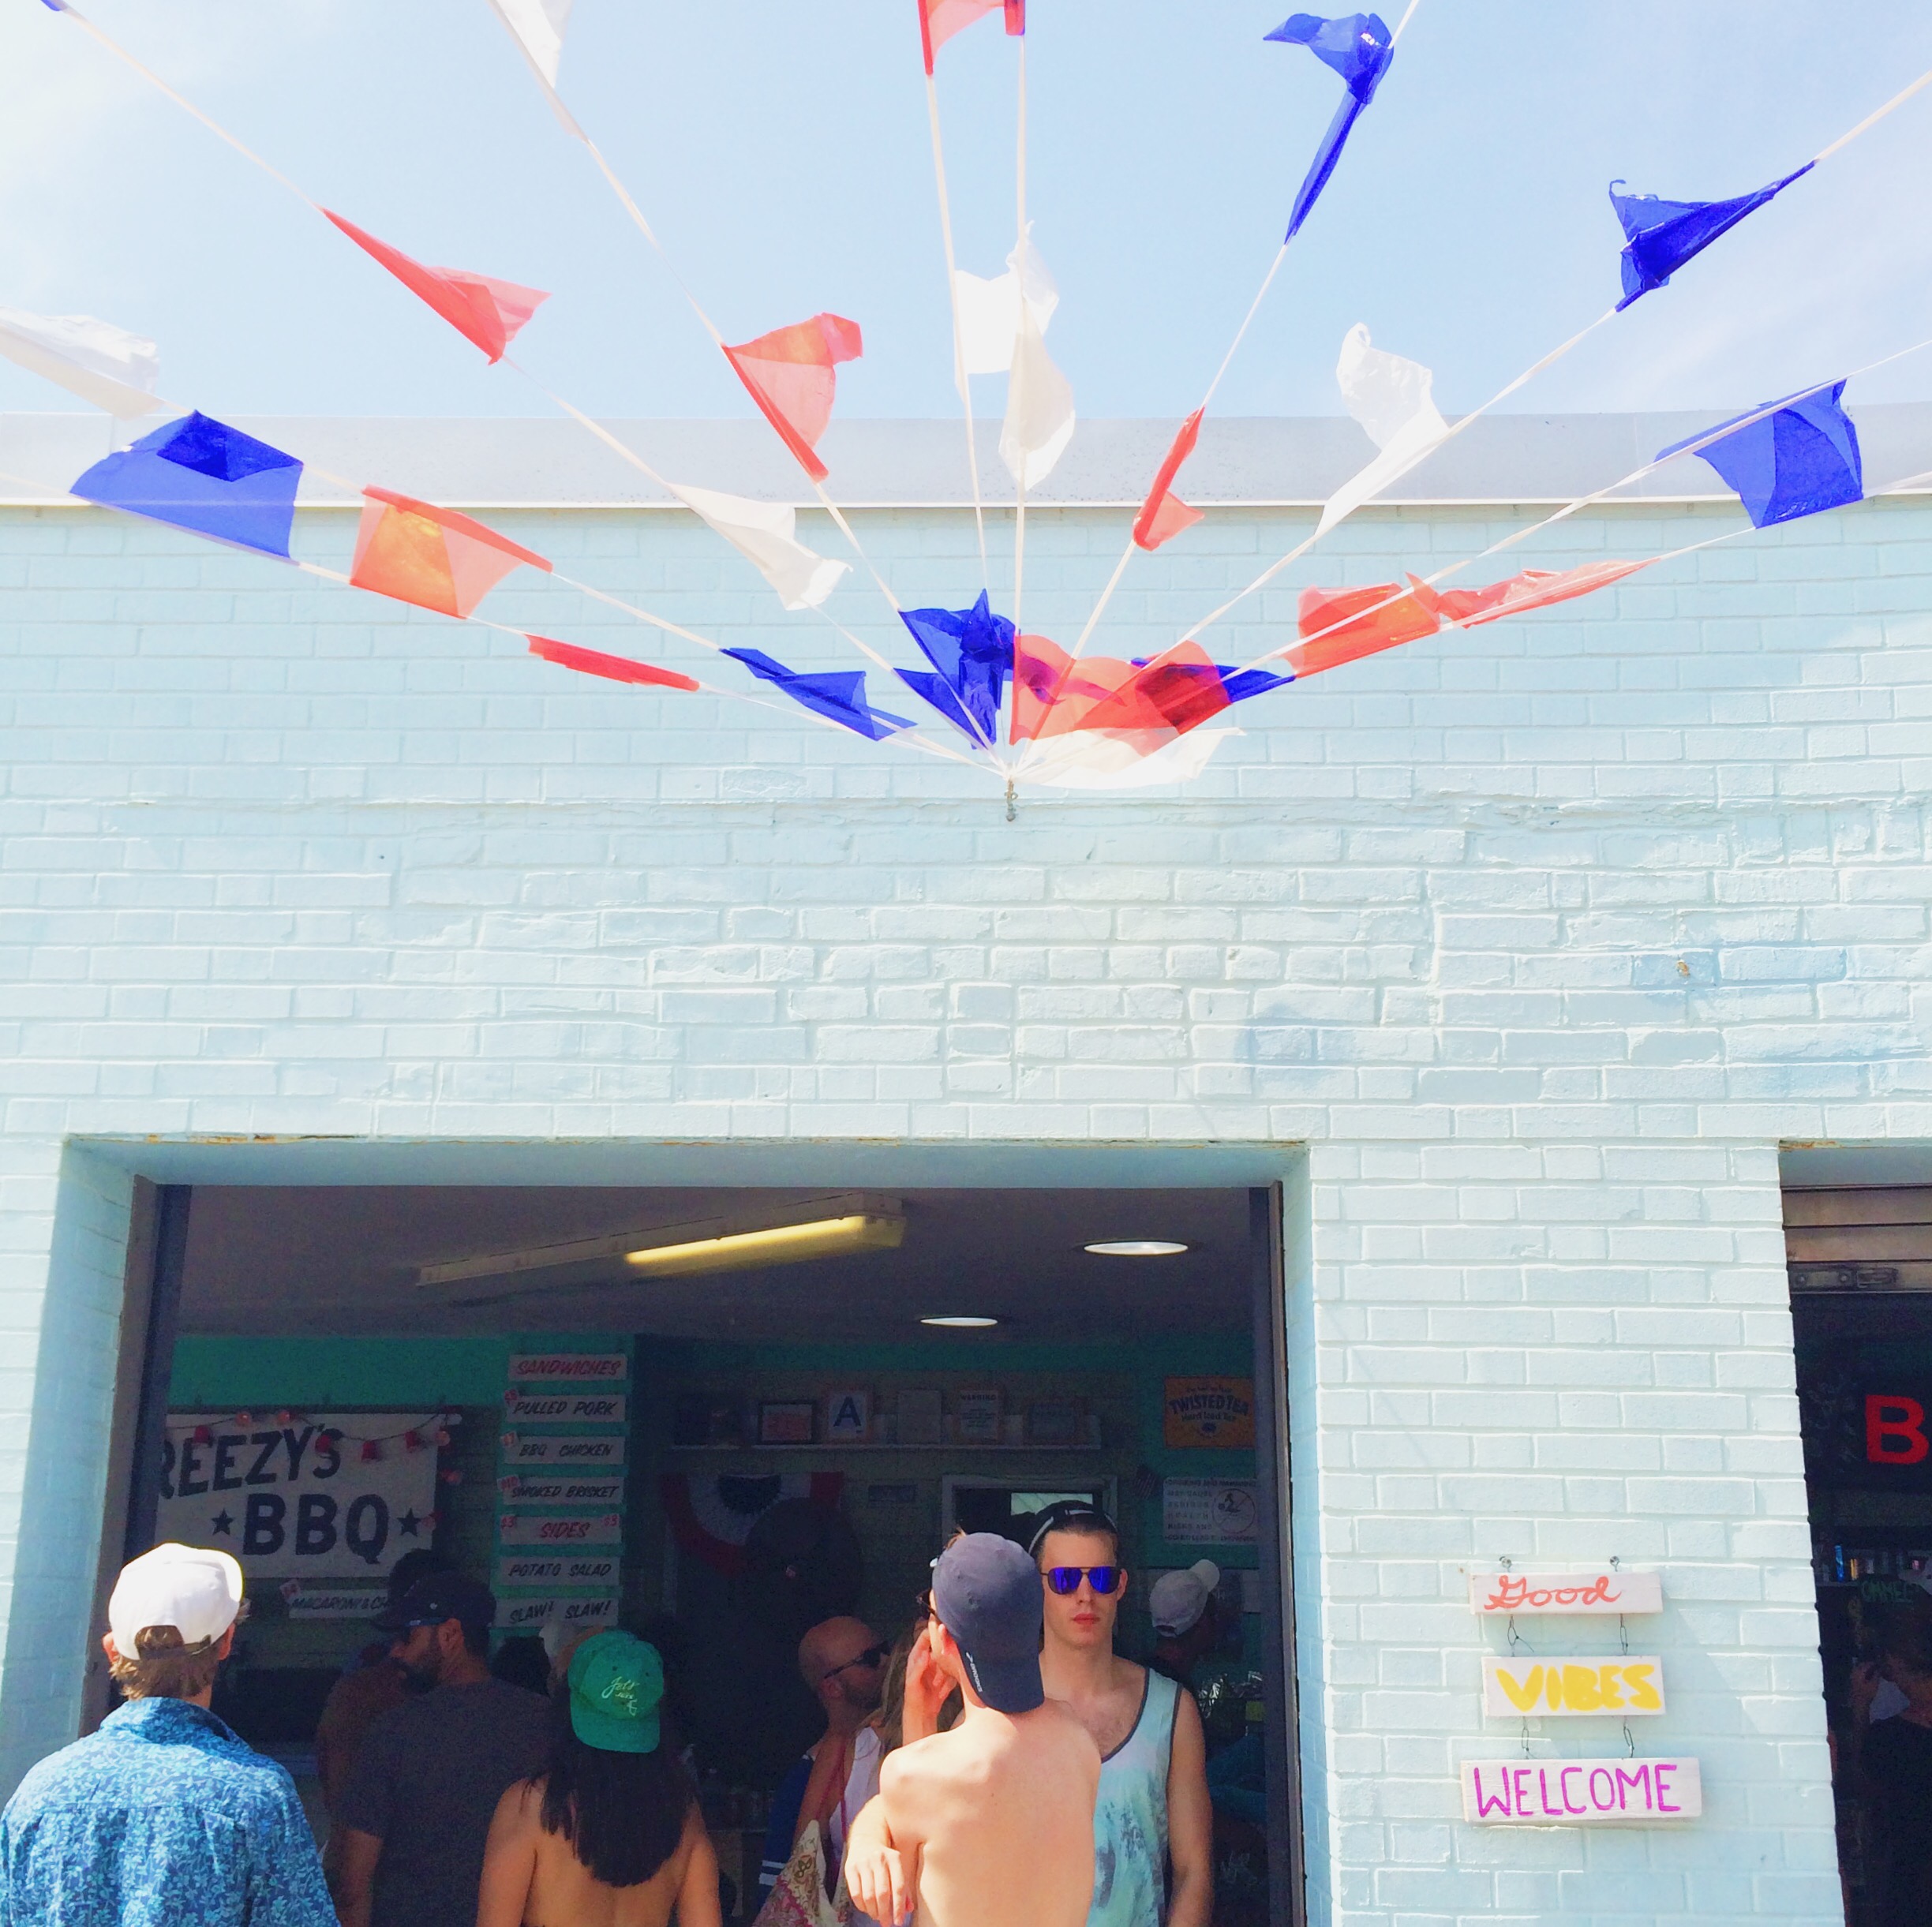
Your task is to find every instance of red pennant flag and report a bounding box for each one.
[325,211,548,363]
[361,1439,382,1463]
[1133,410,1206,552]
[350,488,551,619]
[1010,634,1145,743]
[723,313,863,483]
[527,634,701,692]
[1438,559,1653,628]
[919,0,1025,74]
[1287,576,1444,677]
[1077,642,1234,739]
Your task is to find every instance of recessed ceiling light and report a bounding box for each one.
[1084,1240,1189,1257]
[920,1315,1000,1328]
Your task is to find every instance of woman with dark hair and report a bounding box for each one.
[477,1631,721,1927]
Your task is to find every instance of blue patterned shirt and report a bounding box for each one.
[0,1695,335,1927]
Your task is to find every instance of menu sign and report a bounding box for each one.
[503,1391,627,1427]
[1462,1757,1701,1824]
[497,1595,620,1633]
[497,1510,623,1550]
[1466,1570,1662,1615]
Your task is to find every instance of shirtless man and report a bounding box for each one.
[845,1533,1099,1927]
[1032,1502,1213,1927]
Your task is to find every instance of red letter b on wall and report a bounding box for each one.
[1867,1394,1930,1465]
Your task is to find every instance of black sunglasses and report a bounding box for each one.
[822,1643,889,1682]
[1044,1565,1122,1596]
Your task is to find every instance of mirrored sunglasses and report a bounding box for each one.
[1044,1565,1121,1596]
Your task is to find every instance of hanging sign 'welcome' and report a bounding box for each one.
[1467,1570,1663,1615]
[1481,1656,1665,1717]
[1462,1757,1701,1824]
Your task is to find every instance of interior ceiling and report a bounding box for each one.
[178,1187,1254,1343]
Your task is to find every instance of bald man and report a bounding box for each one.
[757,1616,887,1906]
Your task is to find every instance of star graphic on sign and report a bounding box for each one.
[398,1510,422,1537]
[211,1511,234,1536]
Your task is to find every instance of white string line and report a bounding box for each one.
[1812,60,1932,162]
[924,67,990,583]
[1010,37,1031,647]
[43,1,921,664]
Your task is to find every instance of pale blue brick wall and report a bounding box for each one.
[4,450,1929,1924]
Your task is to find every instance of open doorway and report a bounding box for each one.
[117,1179,1300,1927]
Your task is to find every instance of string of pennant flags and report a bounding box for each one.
[176,1408,463,1473]
[6,2,1932,805]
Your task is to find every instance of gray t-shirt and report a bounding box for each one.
[338,1676,549,1927]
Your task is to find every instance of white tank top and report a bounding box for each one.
[1088,1669,1180,1927]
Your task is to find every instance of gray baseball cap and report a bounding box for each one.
[931,1533,1044,1714]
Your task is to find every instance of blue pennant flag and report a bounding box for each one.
[1661,381,1863,529]
[1266,12,1395,241]
[721,648,913,741]
[896,590,1015,746]
[1609,163,1813,309]
[70,412,302,558]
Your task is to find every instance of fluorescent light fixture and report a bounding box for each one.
[920,1314,999,1329]
[1084,1240,1189,1257]
[415,1193,903,1297]
[623,1213,902,1279]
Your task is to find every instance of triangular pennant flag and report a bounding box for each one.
[527,634,699,690]
[487,0,581,132]
[1287,575,1443,675]
[0,307,161,416]
[1437,559,1653,628]
[1318,324,1451,536]
[350,487,551,617]
[70,413,301,558]
[1133,409,1206,551]
[324,211,549,363]
[668,483,848,610]
[1266,12,1395,240]
[1609,164,1813,309]
[721,648,912,741]
[953,226,1058,377]
[919,0,1025,73]
[1661,382,1863,529]
[1011,635,1286,746]
[896,590,1016,746]
[723,313,864,485]
[999,287,1075,490]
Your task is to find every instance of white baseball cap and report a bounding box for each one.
[108,1543,243,1656]
[1150,1560,1221,1637]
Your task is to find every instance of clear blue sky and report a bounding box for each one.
[3,0,1932,429]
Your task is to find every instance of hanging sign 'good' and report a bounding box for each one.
[496,1554,620,1592]
[500,1431,627,1467]
[157,1413,439,1580]
[1462,1757,1701,1824]
[503,1391,627,1426]
[499,1473,624,1505]
[497,1595,620,1634]
[1481,1656,1665,1717]
[509,1353,629,1384]
[497,1510,623,1550]
[1466,1570,1663,1615]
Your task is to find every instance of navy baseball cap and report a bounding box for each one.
[375,1570,495,1634]
[931,1533,1043,1714]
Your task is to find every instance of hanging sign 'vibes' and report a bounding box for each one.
[1481,1656,1664,1718]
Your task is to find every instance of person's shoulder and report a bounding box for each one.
[3,1732,109,1813]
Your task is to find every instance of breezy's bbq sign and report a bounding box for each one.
[1462,1757,1700,1824]
[1481,1656,1664,1717]
[1466,1570,1663,1615]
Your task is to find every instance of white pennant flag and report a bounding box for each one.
[953,225,1059,378]
[999,280,1075,492]
[668,483,848,611]
[1316,323,1452,537]
[487,0,581,132]
[0,308,162,417]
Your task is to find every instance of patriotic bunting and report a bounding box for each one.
[1661,383,1863,529]
[1011,635,1286,749]
[350,488,551,617]
[488,0,572,89]
[0,307,161,416]
[1609,165,1814,309]
[1134,410,1207,552]
[954,229,1058,377]
[1320,324,1451,535]
[1266,12,1395,241]
[721,649,913,740]
[70,413,301,559]
[527,635,699,691]
[723,313,863,485]
[668,484,848,611]
[324,211,549,362]
[1438,559,1653,627]
[999,294,1075,489]
[919,0,1025,75]
[897,591,1016,746]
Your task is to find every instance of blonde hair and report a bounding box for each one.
[110,1615,236,1701]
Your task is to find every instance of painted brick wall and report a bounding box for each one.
[5,478,1930,1925]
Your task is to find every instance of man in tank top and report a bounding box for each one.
[1031,1502,1213,1927]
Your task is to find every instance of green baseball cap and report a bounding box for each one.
[567,1631,665,1754]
